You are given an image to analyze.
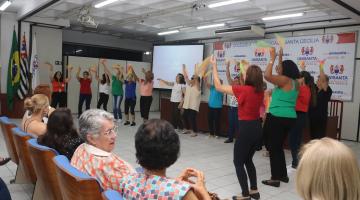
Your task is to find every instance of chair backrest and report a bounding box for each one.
[27,139,62,200]
[11,127,37,184]
[0,116,19,164]
[53,155,104,200]
[102,190,123,200]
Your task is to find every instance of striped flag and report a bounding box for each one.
[30,34,39,90]
[17,34,29,99]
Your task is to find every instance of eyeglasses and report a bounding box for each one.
[103,125,118,136]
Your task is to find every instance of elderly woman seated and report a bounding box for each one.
[21,94,50,137]
[120,119,211,200]
[71,109,134,191]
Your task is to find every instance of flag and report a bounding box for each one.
[30,34,39,91]
[6,29,21,110]
[17,33,29,99]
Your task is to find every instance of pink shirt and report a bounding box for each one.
[71,143,134,192]
[140,80,154,96]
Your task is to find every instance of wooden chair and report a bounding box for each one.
[0,116,19,165]
[11,127,36,185]
[102,190,123,200]
[27,138,62,200]
[53,155,104,200]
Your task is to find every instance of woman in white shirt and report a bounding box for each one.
[95,71,110,111]
[158,73,186,132]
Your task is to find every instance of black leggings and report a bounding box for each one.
[234,120,262,196]
[124,98,136,115]
[97,93,109,111]
[263,113,296,180]
[140,96,153,120]
[51,92,66,108]
[183,109,198,132]
[171,102,184,129]
[309,116,327,139]
[208,107,222,136]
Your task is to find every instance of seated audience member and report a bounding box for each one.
[0,157,11,166]
[21,94,50,137]
[22,85,56,124]
[71,109,134,191]
[38,108,83,160]
[296,138,360,200]
[120,119,211,200]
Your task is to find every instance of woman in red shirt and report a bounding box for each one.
[212,57,263,200]
[45,62,73,108]
[76,67,93,118]
[288,70,316,168]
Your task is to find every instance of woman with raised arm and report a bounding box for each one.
[212,56,263,200]
[139,68,154,123]
[94,64,110,111]
[308,61,332,139]
[45,62,73,108]
[101,59,125,123]
[288,63,316,169]
[77,66,93,118]
[262,47,299,187]
[204,74,223,138]
[224,60,242,143]
[123,65,138,126]
[158,73,186,132]
[182,64,201,137]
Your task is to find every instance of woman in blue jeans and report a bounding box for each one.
[101,59,124,123]
[224,60,242,143]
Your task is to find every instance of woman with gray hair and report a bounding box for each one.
[71,109,134,192]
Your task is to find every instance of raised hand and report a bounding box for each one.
[269,47,276,62]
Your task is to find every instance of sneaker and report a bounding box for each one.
[117,119,123,123]
[224,139,233,143]
[124,121,130,125]
[208,135,215,138]
[130,122,136,126]
[190,133,198,137]
[183,130,191,134]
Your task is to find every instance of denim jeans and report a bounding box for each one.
[113,95,123,119]
[288,111,307,167]
[228,106,239,140]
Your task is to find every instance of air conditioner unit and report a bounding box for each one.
[215,25,265,39]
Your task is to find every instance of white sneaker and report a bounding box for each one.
[117,119,123,123]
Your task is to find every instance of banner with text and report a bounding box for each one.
[214,32,356,101]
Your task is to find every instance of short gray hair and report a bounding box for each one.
[79,109,114,141]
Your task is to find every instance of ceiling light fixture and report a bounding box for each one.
[0,0,12,11]
[158,30,179,36]
[197,23,225,30]
[262,12,304,21]
[208,0,248,8]
[94,0,119,8]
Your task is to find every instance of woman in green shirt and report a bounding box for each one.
[262,47,299,187]
[101,59,124,122]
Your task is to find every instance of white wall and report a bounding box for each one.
[32,26,63,86]
[62,30,152,52]
[203,27,360,141]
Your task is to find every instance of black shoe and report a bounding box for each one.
[262,180,280,187]
[124,121,130,125]
[130,122,136,126]
[249,192,260,200]
[0,157,11,166]
[279,176,289,183]
[224,139,233,143]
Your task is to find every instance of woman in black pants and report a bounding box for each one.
[45,62,73,108]
[95,71,110,111]
[212,56,264,200]
[158,74,186,132]
[139,68,154,123]
[262,47,299,187]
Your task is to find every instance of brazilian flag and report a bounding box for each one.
[6,30,20,110]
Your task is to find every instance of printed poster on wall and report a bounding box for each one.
[213,32,356,101]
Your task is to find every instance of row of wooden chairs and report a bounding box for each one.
[0,116,123,200]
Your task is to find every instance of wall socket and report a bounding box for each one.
[55,61,62,65]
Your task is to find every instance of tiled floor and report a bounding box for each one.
[1,112,360,199]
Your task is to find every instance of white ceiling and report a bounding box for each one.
[6,0,360,42]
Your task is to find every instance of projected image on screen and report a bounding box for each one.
[153,45,204,89]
